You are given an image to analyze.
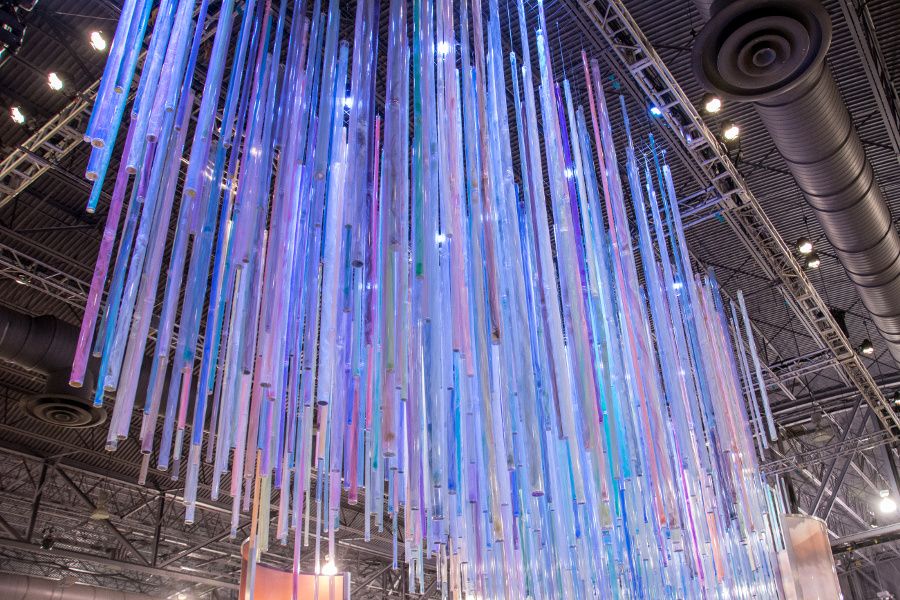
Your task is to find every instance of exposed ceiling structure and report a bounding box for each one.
[0,0,899,597]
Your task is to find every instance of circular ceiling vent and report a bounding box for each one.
[22,394,107,429]
[692,0,832,101]
[21,370,106,429]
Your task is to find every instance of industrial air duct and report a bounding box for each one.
[0,572,158,600]
[691,0,900,364]
[0,306,105,428]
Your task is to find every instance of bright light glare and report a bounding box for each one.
[90,31,107,51]
[437,41,451,56]
[722,123,740,141]
[649,105,662,117]
[435,232,447,244]
[703,95,722,114]
[805,252,820,269]
[564,167,574,179]
[10,106,25,124]
[879,491,897,514]
[48,72,64,91]
[343,96,353,109]
[321,560,338,576]
[797,238,813,255]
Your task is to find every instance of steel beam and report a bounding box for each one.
[838,0,900,160]
[54,466,151,566]
[832,522,900,555]
[810,399,867,514]
[24,460,48,543]
[151,492,164,567]
[0,83,98,210]
[0,537,239,590]
[357,564,393,592]
[158,522,248,568]
[0,512,21,541]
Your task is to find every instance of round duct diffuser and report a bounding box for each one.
[21,370,106,429]
[692,0,832,101]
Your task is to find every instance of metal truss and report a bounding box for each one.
[762,429,894,477]
[0,82,99,211]
[0,236,204,354]
[0,439,433,600]
[763,349,838,390]
[838,0,900,159]
[0,239,89,309]
[0,0,224,214]
[577,0,900,437]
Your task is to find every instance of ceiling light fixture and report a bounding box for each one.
[879,490,897,514]
[91,489,111,520]
[90,31,107,52]
[48,72,64,91]
[858,339,874,356]
[10,105,25,124]
[40,527,55,550]
[722,122,740,141]
[796,237,813,255]
[649,105,662,117]
[805,252,820,269]
[321,559,338,576]
[702,93,722,114]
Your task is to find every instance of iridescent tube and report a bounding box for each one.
[80,1,786,594]
[101,107,178,393]
[71,122,136,388]
[145,0,197,144]
[84,0,154,212]
[316,42,351,412]
[108,92,193,446]
[379,0,408,458]
[730,300,768,455]
[83,0,138,144]
[90,140,155,409]
[182,0,236,197]
[124,0,177,173]
[738,290,777,442]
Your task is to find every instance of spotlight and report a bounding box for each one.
[10,105,25,124]
[91,490,111,520]
[879,490,897,514]
[343,96,353,109]
[90,31,107,52]
[437,40,450,56]
[649,105,662,117]
[796,237,813,255]
[702,93,722,114]
[722,122,740,141]
[48,72,64,91]
[892,390,900,407]
[40,527,55,550]
[804,252,820,269]
[859,339,874,356]
[321,559,338,576]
